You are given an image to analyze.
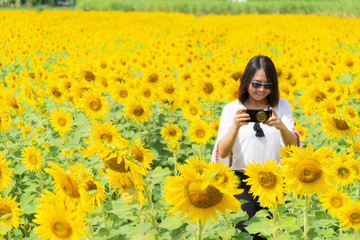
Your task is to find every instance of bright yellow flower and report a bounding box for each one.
[337,200,360,232]
[0,153,14,190]
[123,100,151,123]
[319,186,350,216]
[80,90,110,120]
[21,146,43,172]
[160,123,182,142]
[187,120,212,145]
[0,195,22,230]
[49,108,73,137]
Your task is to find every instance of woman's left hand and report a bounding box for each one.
[263,107,285,130]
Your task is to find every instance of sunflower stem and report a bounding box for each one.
[38,168,44,194]
[352,136,357,155]
[143,183,159,240]
[197,219,204,240]
[88,221,94,239]
[272,206,278,237]
[173,152,178,176]
[303,194,309,240]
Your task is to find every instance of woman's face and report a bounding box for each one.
[247,68,271,103]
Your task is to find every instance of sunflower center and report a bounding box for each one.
[329,196,343,208]
[52,87,62,97]
[214,173,229,185]
[196,129,205,138]
[119,90,128,98]
[9,97,19,108]
[326,106,335,114]
[231,72,242,81]
[51,219,72,238]
[349,211,360,223]
[338,167,350,178]
[131,146,144,163]
[165,85,174,94]
[148,73,158,83]
[133,106,144,116]
[61,175,80,198]
[295,159,322,183]
[104,155,130,173]
[187,182,223,208]
[333,118,350,130]
[0,204,11,217]
[84,71,95,81]
[190,107,198,115]
[168,129,177,136]
[85,180,98,192]
[257,171,277,188]
[346,59,354,67]
[143,89,151,97]
[314,91,326,102]
[57,117,67,126]
[90,99,102,111]
[29,155,37,164]
[100,133,112,143]
[203,83,214,94]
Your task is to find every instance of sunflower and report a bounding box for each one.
[49,108,73,137]
[163,162,241,223]
[281,144,332,197]
[0,109,12,132]
[329,158,356,186]
[193,77,220,101]
[209,119,220,137]
[5,93,24,116]
[108,80,132,104]
[337,200,360,232]
[350,75,360,99]
[319,186,350,216]
[89,121,121,147]
[123,100,151,123]
[80,90,110,120]
[320,113,358,139]
[69,163,105,210]
[0,153,14,190]
[168,141,179,152]
[158,78,178,101]
[0,195,22,229]
[294,121,308,142]
[46,81,67,104]
[206,161,240,191]
[341,105,359,123]
[178,156,209,176]
[33,201,87,240]
[244,160,285,209]
[160,123,182,142]
[44,162,87,209]
[135,81,158,103]
[142,67,165,85]
[187,120,212,145]
[105,169,146,204]
[21,146,43,172]
[182,101,204,121]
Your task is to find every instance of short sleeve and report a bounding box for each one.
[278,98,301,147]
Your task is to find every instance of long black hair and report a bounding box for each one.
[238,55,279,107]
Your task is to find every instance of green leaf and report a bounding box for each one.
[95,227,110,237]
[159,214,183,230]
[277,217,299,232]
[13,164,27,175]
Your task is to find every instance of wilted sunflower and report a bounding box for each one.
[0,153,14,189]
[160,123,182,142]
[320,113,358,139]
[0,195,22,230]
[163,163,241,223]
[49,108,73,137]
[281,144,331,197]
[33,201,87,240]
[337,200,360,232]
[244,160,285,208]
[21,146,43,172]
[123,100,151,123]
[187,120,212,145]
[319,186,350,216]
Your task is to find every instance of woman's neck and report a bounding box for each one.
[244,99,269,109]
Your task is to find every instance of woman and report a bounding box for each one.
[212,55,300,238]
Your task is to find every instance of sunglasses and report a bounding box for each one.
[250,82,273,89]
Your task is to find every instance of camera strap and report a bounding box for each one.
[253,122,265,137]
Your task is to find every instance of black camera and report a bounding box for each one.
[244,109,272,122]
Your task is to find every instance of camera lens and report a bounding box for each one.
[256,111,268,122]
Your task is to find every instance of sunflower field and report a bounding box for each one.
[0,9,359,240]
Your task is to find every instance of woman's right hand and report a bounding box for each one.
[233,109,250,129]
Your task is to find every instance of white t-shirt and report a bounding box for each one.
[211,98,297,170]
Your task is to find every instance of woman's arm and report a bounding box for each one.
[218,109,250,158]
